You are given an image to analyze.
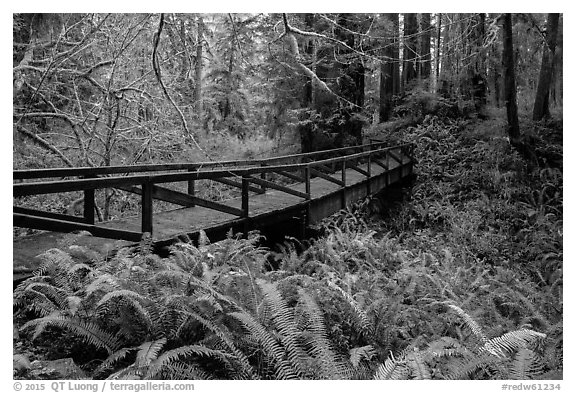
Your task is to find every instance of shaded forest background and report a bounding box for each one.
[13,13,562,220]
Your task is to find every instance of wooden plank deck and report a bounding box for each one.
[13,153,410,279]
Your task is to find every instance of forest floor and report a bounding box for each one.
[13,109,563,380]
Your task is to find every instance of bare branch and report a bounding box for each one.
[280,14,359,109]
[152,13,210,159]
[15,125,75,167]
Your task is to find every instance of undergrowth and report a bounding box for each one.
[14,112,562,380]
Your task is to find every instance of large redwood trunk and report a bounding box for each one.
[533,13,560,121]
[379,13,398,122]
[402,13,418,90]
[419,13,432,81]
[502,14,520,143]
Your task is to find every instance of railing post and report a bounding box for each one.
[408,143,414,174]
[400,146,405,178]
[241,174,250,236]
[242,175,250,218]
[260,163,267,193]
[301,157,308,181]
[187,169,195,207]
[386,149,391,186]
[142,181,153,235]
[304,165,311,199]
[83,176,95,225]
[304,164,311,233]
[341,159,347,209]
[367,152,372,195]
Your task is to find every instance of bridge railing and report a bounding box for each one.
[13,142,414,241]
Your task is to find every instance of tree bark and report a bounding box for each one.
[435,13,442,92]
[420,13,432,82]
[194,16,204,121]
[439,13,452,97]
[489,16,501,109]
[493,46,501,108]
[502,13,520,142]
[532,13,560,121]
[402,13,418,89]
[334,13,364,146]
[379,13,396,122]
[392,14,401,95]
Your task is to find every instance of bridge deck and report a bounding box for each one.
[14,144,412,279]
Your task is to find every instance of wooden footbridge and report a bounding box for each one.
[13,141,414,279]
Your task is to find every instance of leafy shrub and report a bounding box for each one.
[14,113,562,380]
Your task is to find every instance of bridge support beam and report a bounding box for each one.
[341,160,347,209]
[187,169,196,207]
[142,181,153,235]
[83,175,95,225]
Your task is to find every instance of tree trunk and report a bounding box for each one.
[532,13,560,120]
[334,13,364,146]
[490,24,501,109]
[471,13,487,111]
[402,13,418,89]
[435,13,442,92]
[392,14,401,95]
[299,13,317,153]
[475,14,486,74]
[550,48,561,107]
[502,13,520,142]
[179,17,189,80]
[379,13,396,122]
[420,13,432,83]
[439,13,452,97]
[194,16,204,122]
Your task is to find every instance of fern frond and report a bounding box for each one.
[186,275,239,309]
[349,345,376,368]
[374,354,410,380]
[444,352,502,380]
[24,282,70,309]
[509,348,544,380]
[181,310,258,379]
[96,289,154,329]
[258,280,307,373]
[406,349,431,380]
[327,281,372,335]
[427,336,473,359]
[159,361,213,380]
[85,274,120,296]
[482,329,546,358]
[230,310,298,380]
[21,312,119,354]
[14,275,48,295]
[14,285,63,316]
[106,366,140,380]
[448,304,488,343]
[35,248,75,276]
[135,338,167,368]
[13,354,32,371]
[146,345,232,379]
[67,263,93,283]
[198,230,210,248]
[94,347,137,376]
[297,289,350,379]
[151,270,188,289]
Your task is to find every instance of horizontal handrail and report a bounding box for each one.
[14,141,415,241]
[13,141,391,180]
[14,144,412,197]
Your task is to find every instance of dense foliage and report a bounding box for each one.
[13,12,562,381]
[14,107,562,380]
